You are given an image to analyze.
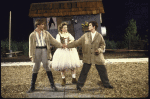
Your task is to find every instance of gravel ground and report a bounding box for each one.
[1,62,148,98]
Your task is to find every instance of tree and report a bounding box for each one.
[125,18,141,49]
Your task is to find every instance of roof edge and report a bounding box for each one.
[32,0,102,4]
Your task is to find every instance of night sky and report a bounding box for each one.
[2,0,148,42]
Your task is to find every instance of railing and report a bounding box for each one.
[105,49,148,52]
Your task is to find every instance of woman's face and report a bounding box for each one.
[61,25,68,32]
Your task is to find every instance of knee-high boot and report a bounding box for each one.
[46,71,58,91]
[27,73,38,93]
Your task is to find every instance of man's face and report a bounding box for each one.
[88,23,95,31]
[37,23,45,30]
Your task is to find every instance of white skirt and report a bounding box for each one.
[51,48,82,71]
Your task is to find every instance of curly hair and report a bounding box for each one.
[58,22,68,33]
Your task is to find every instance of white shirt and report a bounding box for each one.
[36,31,46,46]
[56,32,75,44]
[91,31,97,41]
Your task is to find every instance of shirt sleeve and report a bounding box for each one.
[68,33,75,43]
[56,33,61,43]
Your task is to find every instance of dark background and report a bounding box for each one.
[1,0,148,42]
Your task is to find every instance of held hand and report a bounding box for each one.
[95,50,99,52]
[30,57,32,61]
[62,44,67,48]
[95,50,99,55]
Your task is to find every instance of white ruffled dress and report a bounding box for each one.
[51,32,82,71]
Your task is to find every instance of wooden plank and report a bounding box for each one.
[54,9,59,13]
[59,9,71,12]
[86,2,91,8]
[85,7,97,11]
[37,10,43,14]
[72,2,77,8]
[6,52,19,54]
[71,8,79,11]
[64,3,69,9]
[72,12,79,15]
[80,2,86,8]
[77,2,81,8]
[82,11,86,15]
[86,11,91,14]
[49,3,53,9]
[92,10,97,14]
[67,3,72,9]
[32,0,102,5]
[53,3,59,9]
[89,2,95,7]
[105,49,148,52]
[79,8,86,11]
[96,1,101,7]
[43,13,49,17]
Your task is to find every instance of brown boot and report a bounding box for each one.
[61,78,66,86]
[72,78,77,84]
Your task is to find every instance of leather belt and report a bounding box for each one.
[36,46,47,49]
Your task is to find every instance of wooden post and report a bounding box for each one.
[100,13,102,23]
[9,11,11,50]
[9,11,12,57]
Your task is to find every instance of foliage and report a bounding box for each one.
[124,18,141,49]
[22,41,29,56]
[1,39,29,56]
[81,21,89,28]
[115,41,127,49]
[105,39,117,49]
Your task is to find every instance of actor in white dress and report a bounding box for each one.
[51,22,82,86]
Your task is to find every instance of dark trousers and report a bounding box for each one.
[77,63,110,87]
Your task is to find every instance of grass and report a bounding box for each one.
[1,62,148,98]
[1,39,29,56]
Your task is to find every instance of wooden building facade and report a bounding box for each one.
[28,0,105,40]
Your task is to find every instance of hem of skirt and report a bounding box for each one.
[53,66,80,71]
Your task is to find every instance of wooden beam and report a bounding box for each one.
[9,11,11,51]
[105,49,148,52]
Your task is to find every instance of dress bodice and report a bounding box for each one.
[56,32,75,44]
[60,36,69,44]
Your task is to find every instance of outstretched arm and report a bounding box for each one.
[67,34,85,48]
[47,32,64,48]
